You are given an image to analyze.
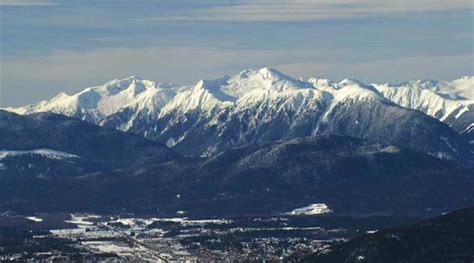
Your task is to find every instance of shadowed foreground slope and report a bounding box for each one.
[302,207,474,263]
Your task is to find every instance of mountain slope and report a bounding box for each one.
[4,69,473,160]
[372,77,474,141]
[1,132,472,216]
[0,110,179,168]
[302,207,474,263]
[5,77,184,124]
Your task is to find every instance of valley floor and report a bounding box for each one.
[0,212,419,262]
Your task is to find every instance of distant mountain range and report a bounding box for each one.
[5,68,473,161]
[1,69,473,216]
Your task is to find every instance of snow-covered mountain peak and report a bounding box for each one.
[4,76,182,122]
[411,79,439,89]
[195,78,236,103]
[238,68,253,78]
[372,76,473,126]
[376,76,473,101]
[102,76,167,91]
[316,78,383,104]
[236,67,287,80]
[337,78,367,88]
[159,78,234,116]
[307,77,334,89]
[449,76,474,100]
[220,67,311,99]
[256,67,287,80]
[103,75,140,88]
[332,81,384,103]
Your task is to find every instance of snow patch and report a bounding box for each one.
[286,203,333,215]
[440,136,459,156]
[64,214,98,227]
[462,123,474,135]
[0,149,80,160]
[166,138,176,147]
[26,216,43,222]
[380,146,400,153]
[65,220,94,226]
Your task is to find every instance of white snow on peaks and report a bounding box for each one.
[286,203,333,216]
[373,77,473,122]
[5,71,472,120]
[441,76,474,101]
[0,149,80,160]
[160,67,312,116]
[307,77,334,89]
[3,69,473,150]
[221,68,310,98]
[332,78,385,102]
[9,68,468,124]
[5,76,182,123]
[159,80,233,116]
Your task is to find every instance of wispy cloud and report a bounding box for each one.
[0,0,59,6]
[136,0,474,22]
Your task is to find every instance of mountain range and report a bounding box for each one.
[5,68,473,161]
[1,68,473,216]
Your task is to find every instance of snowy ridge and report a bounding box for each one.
[159,79,233,117]
[373,78,473,126]
[0,149,80,160]
[3,68,473,157]
[5,76,183,123]
[222,68,310,97]
[7,70,471,122]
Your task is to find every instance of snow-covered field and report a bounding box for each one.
[26,216,43,222]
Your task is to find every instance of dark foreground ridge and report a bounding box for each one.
[302,207,474,263]
[0,110,180,167]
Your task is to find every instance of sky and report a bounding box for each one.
[0,0,473,107]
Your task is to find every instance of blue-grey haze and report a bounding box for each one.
[0,0,473,107]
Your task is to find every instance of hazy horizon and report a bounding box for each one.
[1,0,473,107]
